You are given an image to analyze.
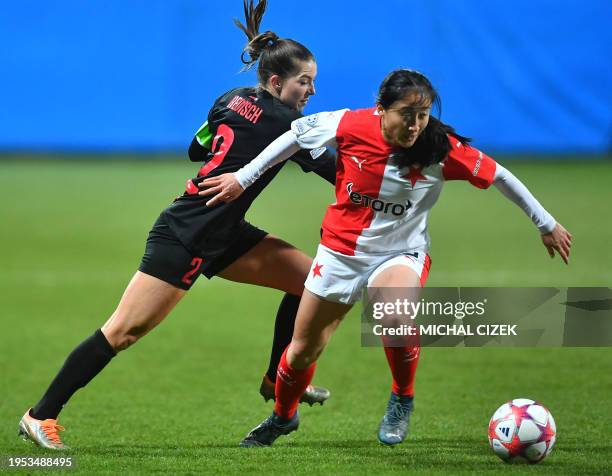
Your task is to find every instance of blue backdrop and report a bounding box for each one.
[2,0,611,153]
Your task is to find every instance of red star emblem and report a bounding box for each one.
[312,262,323,278]
[403,167,427,187]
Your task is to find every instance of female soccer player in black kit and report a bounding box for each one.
[19,0,334,450]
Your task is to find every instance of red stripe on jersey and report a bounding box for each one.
[419,254,432,287]
[198,124,235,177]
[442,135,496,189]
[185,179,198,195]
[320,108,393,255]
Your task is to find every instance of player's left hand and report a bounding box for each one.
[541,223,572,264]
[198,173,245,207]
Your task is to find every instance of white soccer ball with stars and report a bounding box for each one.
[488,398,556,464]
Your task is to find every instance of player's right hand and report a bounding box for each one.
[541,223,572,264]
[198,173,245,207]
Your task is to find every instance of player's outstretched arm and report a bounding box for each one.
[198,110,344,206]
[198,130,302,207]
[492,164,572,264]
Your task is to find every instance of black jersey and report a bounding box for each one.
[163,86,336,257]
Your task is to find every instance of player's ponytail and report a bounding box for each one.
[234,0,278,68]
[239,30,280,67]
[234,0,315,85]
[377,69,471,168]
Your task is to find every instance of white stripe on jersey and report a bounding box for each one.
[353,161,445,254]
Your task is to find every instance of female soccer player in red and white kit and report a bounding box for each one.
[201,69,573,447]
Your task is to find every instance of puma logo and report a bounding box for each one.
[351,155,366,170]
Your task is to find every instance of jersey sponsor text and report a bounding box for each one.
[347,182,411,216]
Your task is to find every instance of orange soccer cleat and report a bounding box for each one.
[18,409,70,450]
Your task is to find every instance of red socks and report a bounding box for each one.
[383,346,420,397]
[273,342,418,418]
[274,348,316,419]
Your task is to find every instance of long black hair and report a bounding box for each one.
[234,0,314,86]
[377,69,471,168]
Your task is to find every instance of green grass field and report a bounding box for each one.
[1,158,611,475]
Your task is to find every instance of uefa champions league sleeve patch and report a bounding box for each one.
[310,147,327,159]
[291,109,348,149]
[292,113,320,136]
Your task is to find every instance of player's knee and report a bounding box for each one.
[290,341,324,368]
[287,283,305,296]
[273,271,305,295]
[116,333,141,352]
[102,325,146,352]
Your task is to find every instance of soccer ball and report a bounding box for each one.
[488,398,556,464]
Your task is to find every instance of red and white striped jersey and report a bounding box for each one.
[291,107,497,255]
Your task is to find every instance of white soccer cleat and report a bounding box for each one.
[18,409,70,450]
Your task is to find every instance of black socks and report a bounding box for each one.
[30,295,301,420]
[31,329,116,420]
[265,293,300,382]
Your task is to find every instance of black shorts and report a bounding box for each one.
[138,214,267,290]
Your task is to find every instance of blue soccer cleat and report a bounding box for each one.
[377,393,414,446]
[239,411,299,447]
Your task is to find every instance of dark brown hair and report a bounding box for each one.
[234,0,315,85]
[377,69,471,167]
